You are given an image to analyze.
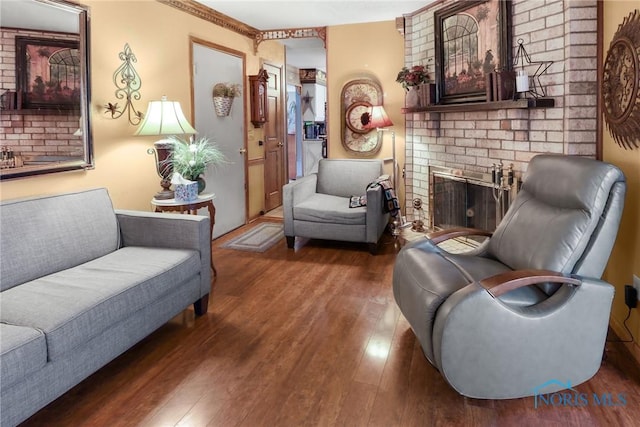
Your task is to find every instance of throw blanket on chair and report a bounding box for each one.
[359,176,399,217]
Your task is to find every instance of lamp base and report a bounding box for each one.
[153,189,174,200]
[153,178,174,200]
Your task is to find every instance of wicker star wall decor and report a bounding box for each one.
[602,9,640,150]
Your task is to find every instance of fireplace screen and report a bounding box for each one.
[432,174,510,232]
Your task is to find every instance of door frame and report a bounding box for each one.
[262,60,287,211]
[189,36,249,231]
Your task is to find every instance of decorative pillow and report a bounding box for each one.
[349,195,367,208]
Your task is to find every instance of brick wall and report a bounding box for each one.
[0,28,81,159]
[403,0,598,221]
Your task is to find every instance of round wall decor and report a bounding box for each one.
[602,9,640,150]
[340,78,384,156]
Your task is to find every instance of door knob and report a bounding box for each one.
[239,148,247,154]
[277,142,284,147]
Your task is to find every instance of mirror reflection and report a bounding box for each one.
[0,0,92,179]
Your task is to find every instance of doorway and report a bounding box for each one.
[263,62,285,212]
[191,38,247,238]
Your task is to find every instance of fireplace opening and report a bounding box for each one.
[429,167,515,234]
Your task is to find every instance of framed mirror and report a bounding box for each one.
[0,0,92,180]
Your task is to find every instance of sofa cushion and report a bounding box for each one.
[0,188,120,292]
[0,323,47,389]
[0,246,200,360]
[293,193,366,225]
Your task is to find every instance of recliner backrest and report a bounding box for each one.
[487,154,625,281]
[316,159,383,198]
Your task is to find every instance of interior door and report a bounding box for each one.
[263,63,285,212]
[191,39,247,238]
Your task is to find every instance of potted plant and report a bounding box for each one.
[212,82,242,117]
[166,136,227,193]
[396,65,435,107]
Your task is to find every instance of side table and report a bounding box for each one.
[151,193,217,276]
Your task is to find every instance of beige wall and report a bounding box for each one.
[326,21,407,205]
[602,1,640,363]
[0,0,283,216]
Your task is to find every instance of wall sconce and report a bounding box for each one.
[106,43,143,125]
[513,39,553,98]
[134,96,197,199]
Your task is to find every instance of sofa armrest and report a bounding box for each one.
[115,210,211,298]
[283,174,318,236]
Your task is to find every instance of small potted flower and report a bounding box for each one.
[396,65,435,107]
[166,136,227,193]
[212,82,242,117]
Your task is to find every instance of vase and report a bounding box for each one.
[406,86,421,108]
[196,176,206,194]
[213,96,234,117]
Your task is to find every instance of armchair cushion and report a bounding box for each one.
[294,194,366,225]
[317,159,383,197]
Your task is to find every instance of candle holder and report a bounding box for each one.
[513,39,553,99]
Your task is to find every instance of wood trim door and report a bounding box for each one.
[263,63,286,212]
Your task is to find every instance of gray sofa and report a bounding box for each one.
[0,188,212,426]
[283,159,390,253]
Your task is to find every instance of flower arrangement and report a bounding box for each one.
[166,136,227,181]
[212,82,242,98]
[396,65,431,90]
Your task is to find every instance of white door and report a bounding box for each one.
[191,41,246,238]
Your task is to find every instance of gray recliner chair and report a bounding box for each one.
[393,154,626,399]
[283,159,391,254]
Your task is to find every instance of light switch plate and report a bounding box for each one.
[634,275,640,301]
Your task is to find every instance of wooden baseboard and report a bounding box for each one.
[609,317,640,366]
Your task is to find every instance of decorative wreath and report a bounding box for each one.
[602,9,640,150]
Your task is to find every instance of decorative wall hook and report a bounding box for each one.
[513,39,553,98]
[107,43,143,125]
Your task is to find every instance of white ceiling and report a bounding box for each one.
[197,0,431,70]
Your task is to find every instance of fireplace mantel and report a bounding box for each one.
[401,97,555,114]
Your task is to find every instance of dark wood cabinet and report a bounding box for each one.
[249,69,269,127]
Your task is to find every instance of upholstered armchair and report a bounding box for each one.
[283,159,390,254]
[393,154,626,399]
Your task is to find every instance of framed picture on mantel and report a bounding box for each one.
[434,0,512,104]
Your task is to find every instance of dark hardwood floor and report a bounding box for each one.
[22,220,640,426]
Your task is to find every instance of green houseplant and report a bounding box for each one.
[166,136,227,193]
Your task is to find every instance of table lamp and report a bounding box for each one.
[135,96,197,199]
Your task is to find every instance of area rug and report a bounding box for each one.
[221,223,284,252]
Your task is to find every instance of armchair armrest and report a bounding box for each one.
[479,269,581,298]
[283,174,318,236]
[426,227,492,244]
[365,182,390,244]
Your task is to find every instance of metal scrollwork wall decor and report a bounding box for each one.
[106,43,143,125]
[602,9,640,150]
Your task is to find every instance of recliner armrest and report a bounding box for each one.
[426,227,493,244]
[479,269,581,297]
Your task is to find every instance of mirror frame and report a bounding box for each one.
[0,0,92,180]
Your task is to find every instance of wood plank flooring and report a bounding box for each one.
[22,220,640,426]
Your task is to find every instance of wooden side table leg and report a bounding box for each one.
[206,201,217,277]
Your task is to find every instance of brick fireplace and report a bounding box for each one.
[402,0,599,224]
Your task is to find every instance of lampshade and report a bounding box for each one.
[134,95,197,136]
[364,105,394,129]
